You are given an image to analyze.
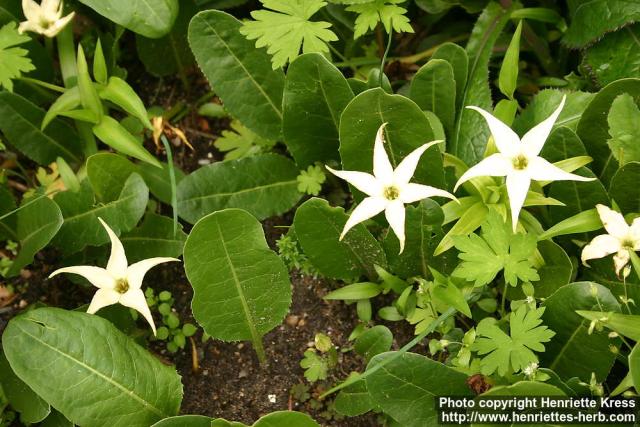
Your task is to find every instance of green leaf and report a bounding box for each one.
[0,185,16,240]
[340,88,445,200]
[607,93,640,166]
[541,282,620,381]
[283,53,354,167]
[152,416,213,427]
[563,0,640,48]
[473,305,555,376]
[189,10,285,140]
[355,325,393,362]
[513,89,595,135]
[0,22,34,91]
[577,78,640,185]
[0,91,82,165]
[77,0,178,38]
[177,154,302,224]
[138,161,185,205]
[77,45,104,118]
[366,352,472,427]
[431,42,468,109]
[0,352,50,424]
[498,20,522,99]
[630,343,640,394]
[450,1,513,165]
[156,411,320,427]
[300,349,328,381]
[334,378,373,417]
[296,164,326,195]
[99,77,153,130]
[3,308,182,427]
[52,174,148,254]
[87,152,138,202]
[548,172,609,224]
[93,116,161,168]
[433,280,471,317]
[347,0,414,39]
[5,195,62,277]
[120,214,187,263]
[183,209,292,358]
[214,120,275,161]
[324,282,382,300]
[435,199,488,255]
[527,240,572,298]
[610,161,640,214]
[576,311,640,341]
[584,24,640,87]
[293,198,387,280]
[453,210,539,287]
[410,59,456,137]
[41,409,74,427]
[136,0,197,77]
[239,0,337,69]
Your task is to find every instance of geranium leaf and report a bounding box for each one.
[0,22,34,92]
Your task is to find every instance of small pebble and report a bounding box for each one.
[238,369,248,378]
[19,299,27,308]
[268,394,277,403]
[286,315,299,327]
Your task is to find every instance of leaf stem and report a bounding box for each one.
[160,135,178,238]
[379,25,393,88]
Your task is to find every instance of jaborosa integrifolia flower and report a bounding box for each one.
[19,0,75,38]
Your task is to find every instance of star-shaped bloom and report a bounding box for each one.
[582,204,640,277]
[327,123,456,253]
[19,0,75,38]
[454,95,594,231]
[49,218,179,335]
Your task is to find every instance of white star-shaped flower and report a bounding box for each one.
[49,218,179,335]
[454,96,594,231]
[327,123,456,253]
[19,0,75,38]
[582,204,640,277]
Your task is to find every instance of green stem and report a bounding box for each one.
[18,77,65,93]
[379,26,393,88]
[501,280,508,317]
[56,26,77,88]
[160,135,178,238]
[253,337,267,365]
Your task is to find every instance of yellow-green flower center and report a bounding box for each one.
[512,154,529,170]
[115,278,129,294]
[383,185,400,201]
[621,239,635,250]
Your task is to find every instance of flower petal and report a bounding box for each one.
[340,197,387,240]
[49,266,114,289]
[521,95,566,157]
[120,288,156,335]
[385,201,406,254]
[399,183,457,204]
[506,172,531,231]
[393,140,441,185]
[614,250,631,277]
[21,0,41,22]
[581,234,621,266]
[87,288,120,314]
[126,257,180,290]
[527,157,594,182]
[373,123,394,183]
[325,166,381,197]
[454,154,511,191]
[44,12,74,37]
[41,0,61,19]
[466,106,520,157]
[98,217,128,277]
[596,204,630,240]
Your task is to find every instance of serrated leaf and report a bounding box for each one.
[563,0,640,48]
[214,120,274,161]
[347,0,414,38]
[0,22,34,91]
[296,165,326,195]
[3,308,182,427]
[177,154,302,224]
[239,0,337,69]
[584,24,640,87]
[300,349,328,381]
[473,305,555,376]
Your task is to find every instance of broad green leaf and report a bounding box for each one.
[121,214,187,262]
[576,311,640,341]
[93,116,161,168]
[339,88,445,200]
[87,152,138,202]
[136,0,197,77]
[324,282,382,300]
[473,305,555,376]
[584,24,640,87]
[529,240,572,298]
[77,0,178,38]
[577,78,640,185]
[189,10,285,140]
[177,154,301,224]
[6,195,62,277]
[541,282,620,381]
[138,161,185,205]
[607,94,640,166]
[563,0,640,47]
[334,379,374,417]
[0,22,34,92]
[383,199,455,278]
[450,1,513,165]
[630,343,640,394]
[293,198,386,280]
[183,209,292,357]
[0,352,50,424]
[283,53,354,167]
[0,185,16,240]
[366,352,472,427]
[239,0,338,69]
[410,59,456,137]
[3,308,182,427]
[41,410,74,427]
[498,20,522,99]
[255,411,320,427]
[52,174,148,254]
[355,325,393,362]
[431,42,468,108]
[152,416,214,427]
[513,89,595,135]
[0,91,82,165]
[548,167,608,223]
[610,161,640,214]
